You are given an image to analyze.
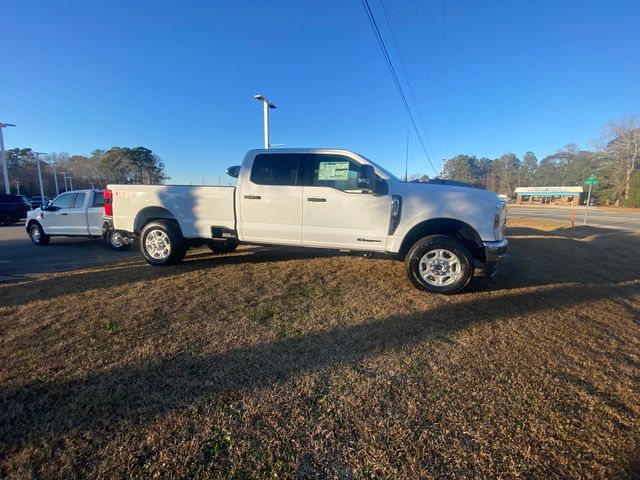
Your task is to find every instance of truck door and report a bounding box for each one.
[238,153,303,245]
[42,192,76,234]
[86,191,104,236]
[300,153,391,251]
[62,192,89,235]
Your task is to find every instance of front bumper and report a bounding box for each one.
[483,239,508,262]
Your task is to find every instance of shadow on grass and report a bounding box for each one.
[2,224,640,306]
[1,279,638,455]
[0,246,349,308]
[469,224,640,293]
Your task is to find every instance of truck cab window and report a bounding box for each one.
[250,154,300,186]
[72,193,86,208]
[92,192,105,208]
[50,193,74,210]
[301,154,387,194]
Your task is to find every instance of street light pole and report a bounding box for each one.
[254,95,277,149]
[34,152,46,200]
[51,160,59,196]
[0,122,17,194]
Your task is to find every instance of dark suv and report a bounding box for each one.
[0,194,31,225]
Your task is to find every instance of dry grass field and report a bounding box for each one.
[1,219,639,479]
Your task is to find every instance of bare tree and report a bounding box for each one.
[603,116,640,205]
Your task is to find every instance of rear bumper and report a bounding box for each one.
[483,239,508,262]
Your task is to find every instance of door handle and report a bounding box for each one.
[307,197,327,202]
[244,195,261,200]
[60,213,68,215]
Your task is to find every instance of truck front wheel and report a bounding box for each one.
[140,220,187,266]
[29,222,50,246]
[405,235,473,294]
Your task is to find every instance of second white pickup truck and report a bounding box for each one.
[26,189,132,250]
[104,149,508,293]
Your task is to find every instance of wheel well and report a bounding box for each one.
[134,207,179,234]
[400,218,485,261]
[26,219,40,229]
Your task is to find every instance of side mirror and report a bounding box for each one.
[226,165,241,179]
[357,164,376,192]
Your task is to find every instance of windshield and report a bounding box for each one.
[361,155,400,181]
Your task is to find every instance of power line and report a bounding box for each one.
[441,0,449,163]
[360,0,437,175]
[378,0,433,154]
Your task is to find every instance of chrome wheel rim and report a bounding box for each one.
[110,232,124,248]
[419,248,462,287]
[31,226,41,242]
[145,229,171,260]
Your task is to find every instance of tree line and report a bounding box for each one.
[1,147,168,198]
[438,116,640,207]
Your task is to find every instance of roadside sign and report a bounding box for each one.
[583,175,596,224]
[585,175,597,186]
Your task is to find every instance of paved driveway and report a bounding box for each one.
[508,205,640,231]
[0,222,139,280]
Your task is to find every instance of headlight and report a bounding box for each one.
[388,195,402,235]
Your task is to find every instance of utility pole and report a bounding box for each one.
[405,129,409,182]
[34,152,46,200]
[0,122,17,194]
[15,181,20,195]
[254,95,277,149]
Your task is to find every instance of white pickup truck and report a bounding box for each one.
[26,189,132,250]
[105,149,507,293]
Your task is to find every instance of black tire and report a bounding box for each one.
[108,231,132,251]
[207,240,238,254]
[29,222,50,246]
[140,220,187,266]
[405,235,473,294]
[0,214,11,226]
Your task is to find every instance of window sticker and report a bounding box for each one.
[318,161,350,181]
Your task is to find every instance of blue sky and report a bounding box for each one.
[2,0,639,181]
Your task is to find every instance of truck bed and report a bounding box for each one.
[109,184,236,238]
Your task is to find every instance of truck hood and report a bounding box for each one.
[391,182,503,242]
[27,208,43,219]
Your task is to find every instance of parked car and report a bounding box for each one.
[26,189,132,250]
[0,194,31,225]
[29,195,50,209]
[104,149,508,294]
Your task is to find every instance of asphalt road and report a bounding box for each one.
[0,222,139,280]
[508,205,640,231]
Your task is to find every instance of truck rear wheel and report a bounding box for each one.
[29,222,50,246]
[140,220,187,266]
[207,240,238,254]
[405,235,473,294]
